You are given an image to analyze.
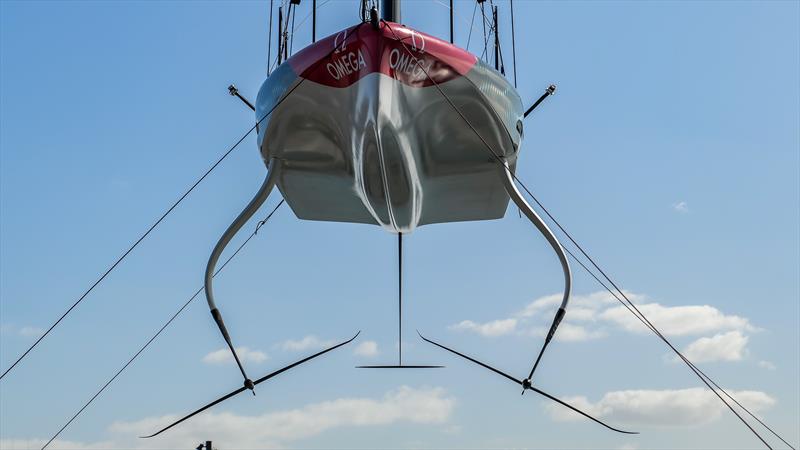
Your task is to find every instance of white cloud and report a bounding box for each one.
[450,291,634,341]
[520,292,755,339]
[19,326,44,337]
[448,291,759,361]
[599,303,755,337]
[554,323,607,342]
[757,360,777,370]
[113,386,454,447]
[529,323,607,342]
[0,386,455,450]
[279,335,335,352]
[676,331,749,363]
[448,318,517,337]
[202,347,267,365]
[517,293,564,318]
[518,291,630,319]
[0,324,45,338]
[354,340,379,357]
[673,201,689,213]
[0,438,115,450]
[545,388,774,427]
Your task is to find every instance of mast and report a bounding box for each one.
[312,0,317,42]
[493,6,499,71]
[449,0,454,43]
[381,0,400,22]
[277,6,283,65]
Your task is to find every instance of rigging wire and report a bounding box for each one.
[1,56,313,382]
[41,200,285,450]
[16,15,791,449]
[480,1,489,62]
[282,1,290,61]
[561,241,796,450]
[289,1,297,55]
[465,1,477,51]
[42,23,367,446]
[490,105,774,448]
[509,0,517,87]
[381,21,784,449]
[431,0,487,49]
[519,185,789,450]
[270,0,321,74]
[0,119,259,382]
[268,0,274,75]
[479,1,499,64]
[293,0,333,30]
[496,28,506,75]
[488,90,777,449]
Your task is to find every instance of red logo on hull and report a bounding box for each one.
[288,22,477,88]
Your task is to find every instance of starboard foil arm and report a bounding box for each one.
[499,159,572,385]
[205,158,283,392]
[417,331,637,435]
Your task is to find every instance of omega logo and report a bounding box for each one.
[333,30,348,53]
[409,31,425,53]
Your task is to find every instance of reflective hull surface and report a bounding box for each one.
[256,21,524,232]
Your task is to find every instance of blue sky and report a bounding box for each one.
[1,1,798,449]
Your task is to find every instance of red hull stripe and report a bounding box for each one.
[288,22,477,88]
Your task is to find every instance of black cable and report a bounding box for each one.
[496,32,506,75]
[41,200,285,450]
[504,139,791,448]
[480,1,488,62]
[509,0,517,88]
[40,24,366,447]
[381,21,779,449]
[562,243,795,450]
[504,100,778,448]
[466,1,477,51]
[481,1,497,64]
[289,2,296,55]
[519,186,785,449]
[1,65,313,382]
[0,120,255,382]
[268,0,274,75]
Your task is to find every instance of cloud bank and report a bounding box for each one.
[448,318,517,337]
[202,346,267,365]
[353,340,380,357]
[279,335,336,351]
[677,331,749,363]
[545,388,774,427]
[1,386,455,449]
[449,291,759,361]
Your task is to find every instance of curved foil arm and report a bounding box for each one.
[141,331,361,439]
[499,160,572,380]
[205,158,281,310]
[499,161,571,310]
[204,158,282,389]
